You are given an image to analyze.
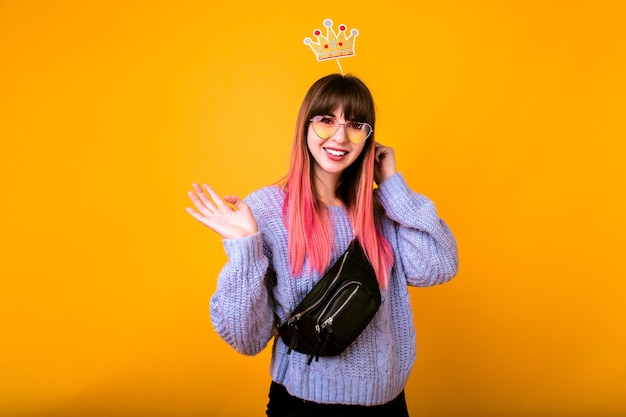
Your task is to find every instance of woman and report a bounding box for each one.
[187,74,458,416]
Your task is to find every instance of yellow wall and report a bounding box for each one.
[1,1,625,416]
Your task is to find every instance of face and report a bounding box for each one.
[306,107,368,180]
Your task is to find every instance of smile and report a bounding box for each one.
[324,148,347,157]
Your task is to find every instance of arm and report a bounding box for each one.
[376,172,459,287]
[186,183,274,355]
[209,233,275,355]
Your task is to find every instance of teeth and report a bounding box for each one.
[325,148,346,156]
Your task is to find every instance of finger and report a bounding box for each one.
[187,190,207,212]
[375,145,393,160]
[224,195,247,211]
[374,146,385,163]
[376,143,389,153]
[186,207,224,232]
[188,188,215,215]
[186,206,209,224]
[191,182,217,211]
[202,184,231,212]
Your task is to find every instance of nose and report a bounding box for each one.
[330,123,349,143]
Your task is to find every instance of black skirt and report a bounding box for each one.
[266,381,410,417]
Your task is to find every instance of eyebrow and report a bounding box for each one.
[325,111,349,120]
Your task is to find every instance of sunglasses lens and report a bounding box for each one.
[310,116,337,139]
[345,122,371,143]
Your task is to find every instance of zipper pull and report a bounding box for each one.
[320,317,333,332]
[287,313,301,327]
[285,315,300,354]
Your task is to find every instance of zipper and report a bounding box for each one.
[315,281,362,333]
[286,249,350,327]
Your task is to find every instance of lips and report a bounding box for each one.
[324,147,348,157]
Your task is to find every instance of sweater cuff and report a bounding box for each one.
[222,232,266,274]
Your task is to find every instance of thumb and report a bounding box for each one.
[224,195,247,210]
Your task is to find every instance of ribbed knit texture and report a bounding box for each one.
[210,173,458,406]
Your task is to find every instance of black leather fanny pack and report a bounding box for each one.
[277,239,381,364]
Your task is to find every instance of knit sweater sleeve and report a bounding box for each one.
[209,231,275,356]
[375,172,459,286]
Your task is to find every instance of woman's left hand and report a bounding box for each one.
[374,142,397,185]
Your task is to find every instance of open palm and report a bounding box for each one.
[186,183,258,239]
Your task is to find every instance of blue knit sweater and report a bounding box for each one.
[210,173,458,406]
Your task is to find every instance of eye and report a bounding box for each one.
[320,116,336,125]
[347,121,365,130]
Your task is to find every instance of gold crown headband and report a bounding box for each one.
[303,19,359,75]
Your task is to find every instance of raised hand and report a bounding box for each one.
[374,142,397,185]
[186,183,258,239]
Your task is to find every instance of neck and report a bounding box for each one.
[313,170,343,207]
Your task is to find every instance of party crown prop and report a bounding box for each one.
[304,19,359,74]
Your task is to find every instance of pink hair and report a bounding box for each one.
[281,74,394,288]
